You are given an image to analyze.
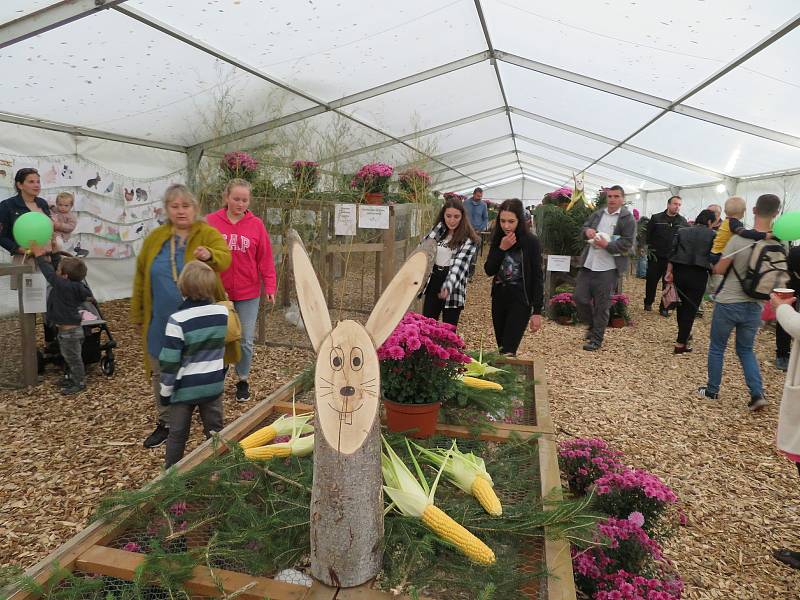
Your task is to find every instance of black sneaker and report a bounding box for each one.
[583,341,601,351]
[644,304,652,312]
[776,356,789,371]
[60,381,86,395]
[697,386,719,400]
[747,395,768,412]
[235,380,251,402]
[143,423,169,448]
[659,307,670,317]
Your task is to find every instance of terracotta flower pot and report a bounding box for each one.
[365,192,384,205]
[556,315,573,325]
[383,398,441,438]
[609,317,626,328]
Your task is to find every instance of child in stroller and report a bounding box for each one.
[36,251,117,382]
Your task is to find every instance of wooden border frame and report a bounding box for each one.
[4,359,575,600]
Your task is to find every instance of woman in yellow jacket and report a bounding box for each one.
[131,184,234,449]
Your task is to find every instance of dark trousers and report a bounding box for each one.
[422,267,463,328]
[776,300,798,359]
[644,257,669,307]
[574,268,618,345]
[58,326,85,384]
[491,284,530,355]
[165,397,224,468]
[673,264,708,345]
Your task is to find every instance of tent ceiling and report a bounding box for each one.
[1,1,799,193]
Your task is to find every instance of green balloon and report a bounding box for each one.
[773,212,800,242]
[12,212,54,249]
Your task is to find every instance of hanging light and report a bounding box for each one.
[715,183,726,193]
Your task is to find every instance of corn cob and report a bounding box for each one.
[244,445,292,460]
[420,504,495,565]
[471,476,502,517]
[244,433,315,460]
[382,437,496,565]
[460,375,503,391]
[239,414,313,449]
[413,442,502,516]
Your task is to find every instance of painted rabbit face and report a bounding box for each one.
[314,321,380,454]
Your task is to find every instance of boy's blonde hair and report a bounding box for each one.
[724,196,746,219]
[55,191,74,206]
[178,260,217,301]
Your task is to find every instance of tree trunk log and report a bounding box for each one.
[310,417,383,587]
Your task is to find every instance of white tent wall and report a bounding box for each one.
[0,122,187,315]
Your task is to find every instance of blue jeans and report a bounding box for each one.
[233,297,260,381]
[706,301,763,398]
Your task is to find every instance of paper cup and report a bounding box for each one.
[773,288,795,299]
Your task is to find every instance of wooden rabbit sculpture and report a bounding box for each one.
[288,229,432,587]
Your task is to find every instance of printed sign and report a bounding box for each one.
[546,255,571,272]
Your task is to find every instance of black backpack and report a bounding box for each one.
[722,239,789,300]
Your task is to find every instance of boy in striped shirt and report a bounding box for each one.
[159,260,228,467]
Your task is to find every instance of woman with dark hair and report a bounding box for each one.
[665,208,717,354]
[420,197,479,328]
[0,168,51,258]
[484,198,544,356]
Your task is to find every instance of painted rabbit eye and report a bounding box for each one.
[330,347,344,371]
[350,347,364,371]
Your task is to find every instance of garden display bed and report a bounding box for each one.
[4,358,576,600]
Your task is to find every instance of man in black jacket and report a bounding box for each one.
[645,196,687,315]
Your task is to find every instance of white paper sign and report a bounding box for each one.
[547,255,571,272]
[22,272,47,314]
[358,205,390,230]
[334,203,357,236]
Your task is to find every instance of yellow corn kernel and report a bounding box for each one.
[239,425,277,449]
[421,504,495,565]
[471,476,502,516]
[244,445,292,460]
[461,376,503,391]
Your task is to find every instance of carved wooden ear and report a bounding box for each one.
[288,229,332,353]
[365,240,434,348]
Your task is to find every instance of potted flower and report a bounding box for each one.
[442,191,465,202]
[220,151,259,182]
[609,293,631,328]
[378,312,471,437]
[398,168,431,201]
[548,292,577,325]
[351,162,394,204]
[291,160,319,195]
[543,186,572,207]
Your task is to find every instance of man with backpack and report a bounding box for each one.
[698,194,787,410]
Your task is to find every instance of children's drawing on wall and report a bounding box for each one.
[0,157,15,187]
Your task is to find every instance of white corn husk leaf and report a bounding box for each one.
[414,442,494,495]
[271,413,314,436]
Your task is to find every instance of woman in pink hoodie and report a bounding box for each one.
[207,179,276,401]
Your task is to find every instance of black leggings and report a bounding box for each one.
[491,284,530,355]
[672,264,708,345]
[422,268,463,328]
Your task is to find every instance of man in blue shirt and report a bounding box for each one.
[464,188,488,278]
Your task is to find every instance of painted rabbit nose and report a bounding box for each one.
[340,386,355,396]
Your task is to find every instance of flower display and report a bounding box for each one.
[121,541,142,553]
[442,191,466,202]
[350,162,394,193]
[594,570,684,600]
[573,517,682,598]
[594,468,678,535]
[221,151,259,181]
[558,437,624,495]
[544,186,573,205]
[398,168,431,194]
[609,293,632,324]
[291,160,319,192]
[378,312,471,405]
[548,292,578,321]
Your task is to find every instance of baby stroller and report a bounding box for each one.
[37,253,117,380]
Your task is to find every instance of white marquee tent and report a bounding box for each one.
[1,0,800,303]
